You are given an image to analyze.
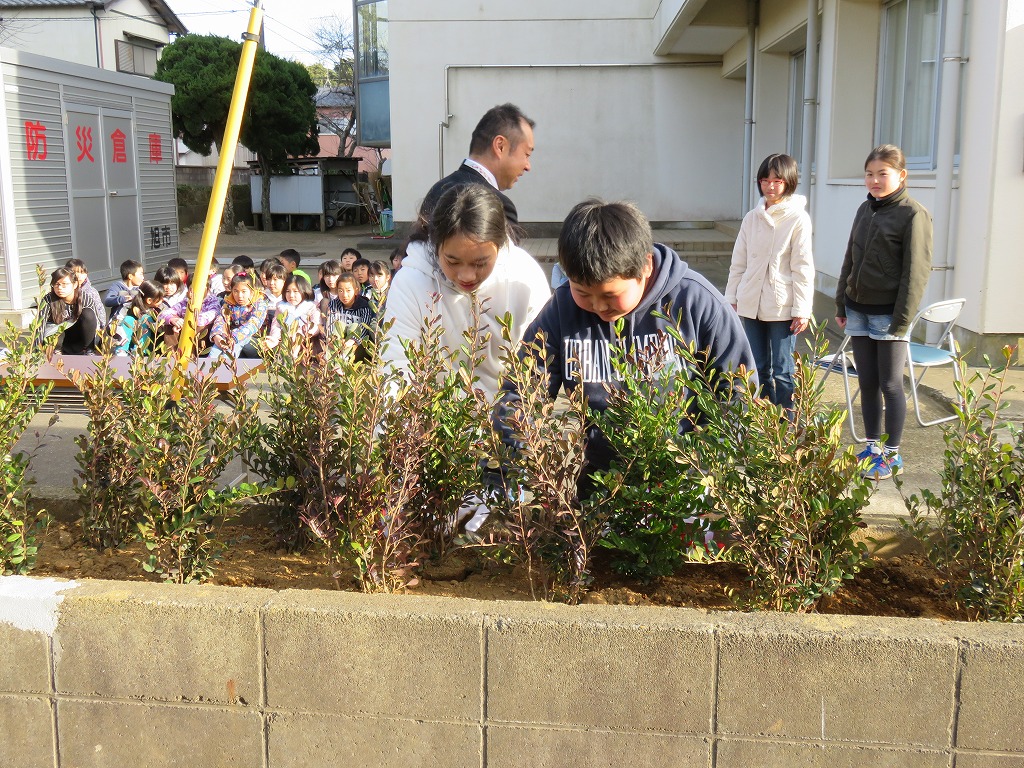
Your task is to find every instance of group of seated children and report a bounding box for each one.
[41,247,392,358]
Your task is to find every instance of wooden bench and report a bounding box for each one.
[1,355,264,413]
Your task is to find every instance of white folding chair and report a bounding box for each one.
[817,298,966,440]
[904,297,966,427]
[817,335,866,442]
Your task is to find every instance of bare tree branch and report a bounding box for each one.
[308,14,357,158]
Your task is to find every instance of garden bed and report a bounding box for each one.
[29,504,970,621]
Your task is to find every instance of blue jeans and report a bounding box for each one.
[741,317,797,408]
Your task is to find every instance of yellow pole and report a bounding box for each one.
[176,2,264,369]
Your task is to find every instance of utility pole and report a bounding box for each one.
[253,0,266,50]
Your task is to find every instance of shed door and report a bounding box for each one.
[66,106,140,282]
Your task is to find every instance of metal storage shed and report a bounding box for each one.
[0,47,178,321]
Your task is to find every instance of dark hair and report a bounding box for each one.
[47,267,80,322]
[428,184,509,256]
[260,258,287,280]
[756,153,799,198]
[337,271,360,295]
[154,266,183,291]
[318,259,342,294]
[167,257,188,275]
[229,271,257,290]
[231,255,255,269]
[279,248,301,267]
[389,245,406,261]
[369,260,390,278]
[340,248,362,262]
[51,266,78,288]
[128,280,165,318]
[283,273,314,303]
[120,260,143,280]
[353,258,371,270]
[65,258,88,275]
[469,103,535,156]
[558,199,653,284]
[865,144,906,172]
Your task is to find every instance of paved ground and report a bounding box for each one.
[26,225,1020,530]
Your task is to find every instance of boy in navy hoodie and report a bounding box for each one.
[501,199,756,474]
[104,259,145,318]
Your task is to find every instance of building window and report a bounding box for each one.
[788,49,805,165]
[356,0,388,79]
[115,39,158,77]
[876,0,967,169]
[353,0,390,147]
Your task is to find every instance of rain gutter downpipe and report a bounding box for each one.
[931,0,965,303]
[91,3,102,69]
[742,0,758,212]
[798,0,819,202]
[437,61,720,181]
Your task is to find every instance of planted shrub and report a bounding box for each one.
[903,347,1024,622]
[255,322,443,591]
[478,320,594,603]
[589,339,721,580]
[673,326,874,612]
[0,306,53,575]
[72,343,274,582]
[69,340,143,548]
[129,362,271,583]
[404,307,493,558]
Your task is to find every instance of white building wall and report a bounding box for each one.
[389,0,745,224]
[0,0,173,71]
[959,0,1024,336]
[0,8,100,67]
[389,0,1021,342]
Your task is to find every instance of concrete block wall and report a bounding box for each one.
[2,575,1024,767]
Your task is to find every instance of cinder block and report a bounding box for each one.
[264,591,483,721]
[0,695,55,768]
[485,608,715,732]
[54,581,272,705]
[715,739,948,767]
[0,624,50,693]
[486,725,709,767]
[954,754,1024,768]
[268,712,480,767]
[57,699,264,768]
[957,636,1024,751]
[717,617,957,747]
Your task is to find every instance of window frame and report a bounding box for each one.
[875,0,962,171]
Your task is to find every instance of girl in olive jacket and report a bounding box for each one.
[835,144,933,481]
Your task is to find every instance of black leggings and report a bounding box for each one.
[850,336,907,447]
[59,308,99,354]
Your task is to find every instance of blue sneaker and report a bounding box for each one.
[862,452,902,480]
[855,445,878,463]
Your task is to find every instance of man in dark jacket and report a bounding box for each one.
[419,103,534,228]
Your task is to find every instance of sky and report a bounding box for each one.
[165,0,351,64]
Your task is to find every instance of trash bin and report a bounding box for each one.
[379,208,394,235]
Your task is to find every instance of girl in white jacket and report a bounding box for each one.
[381,184,550,398]
[725,153,815,409]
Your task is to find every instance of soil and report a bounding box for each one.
[28,511,972,621]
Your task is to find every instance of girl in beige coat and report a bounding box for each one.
[725,153,814,408]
